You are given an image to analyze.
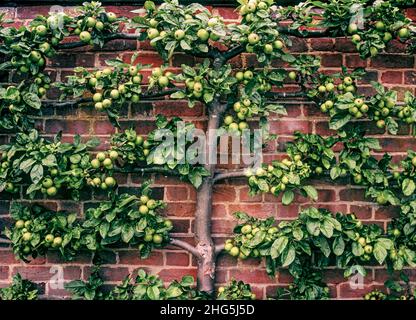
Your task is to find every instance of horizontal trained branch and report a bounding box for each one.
[277,26,331,38]
[115,166,179,176]
[170,238,201,258]
[42,89,179,108]
[56,33,142,50]
[214,243,225,256]
[213,170,246,183]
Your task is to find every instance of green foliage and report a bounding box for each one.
[173,59,237,108]
[305,67,407,134]
[134,0,229,60]
[64,266,107,300]
[57,54,147,126]
[0,273,38,300]
[0,129,114,200]
[4,182,172,261]
[275,269,330,300]
[278,0,415,58]
[225,208,414,278]
[0,76,48,131]
[82,185,172,258]
[248,126,416,208]
[234,0,287,65]
[65,267,207,300]
[217,279,256,300]
[3,203,83,261]
[364,272,416,300]
[110,115,210,188]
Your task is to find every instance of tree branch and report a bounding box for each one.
[140,88,180,100]
[265,91,307,100]
[213,170,246,183]
[170,238,201,259]
[56,33,141,50]
[115,166,178,176]
[277,26,331,38]
[43,98,92,108]
[222,45,245,61]
[215,244,224,256]
[42,89,179,108]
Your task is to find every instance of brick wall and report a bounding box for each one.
[0,4,415,300]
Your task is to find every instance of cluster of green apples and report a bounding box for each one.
[348,20,411,57]
[149,67,174,89]
[89,151,118,190]
[89,66,143,111]
[74,12,118,44]
[239,0,275,19]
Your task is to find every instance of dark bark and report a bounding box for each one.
[194,56,229,293]
[213,170,246,183]
[56,33,141,50]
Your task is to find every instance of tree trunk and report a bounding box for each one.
[194,90,227,294]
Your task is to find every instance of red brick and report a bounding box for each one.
[213,185,237,202]
[338,282,384,299]
[239,187,262,202]
[310,38,334,51]
[211,219,235,234]
[345,54,368,68]
[169,219,191,235]
[212,204,227,218]
[371,54,414,68]
[0,266,9,280]
[126,51,164,67]
[44,120,90,135]
[166,203,195,217]
[166,252,190,266]
[0,250,19,264]
[153,100,204,117]
[320,53,343,67]
[350,205,372,220]
[334,38,357,53]
[158,268,197,282]
[381,71,403,84]
[229,269,275,284]
[12,266,80,282]
[339,188,368,201]
[374,206,400,219]
[119,251,163,265]
[16,6,50,18]
[165,186,188,201]
[270,120,312,135]
[228,204,276,219]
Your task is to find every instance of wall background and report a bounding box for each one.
[0,2,416,299]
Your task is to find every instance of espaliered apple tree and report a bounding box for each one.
[1,0,416,299]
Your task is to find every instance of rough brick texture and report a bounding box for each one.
[0,5,415,300]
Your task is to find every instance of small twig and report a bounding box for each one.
[56,33,141,50]
[213,170,246,183]
[170,238,201,259]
